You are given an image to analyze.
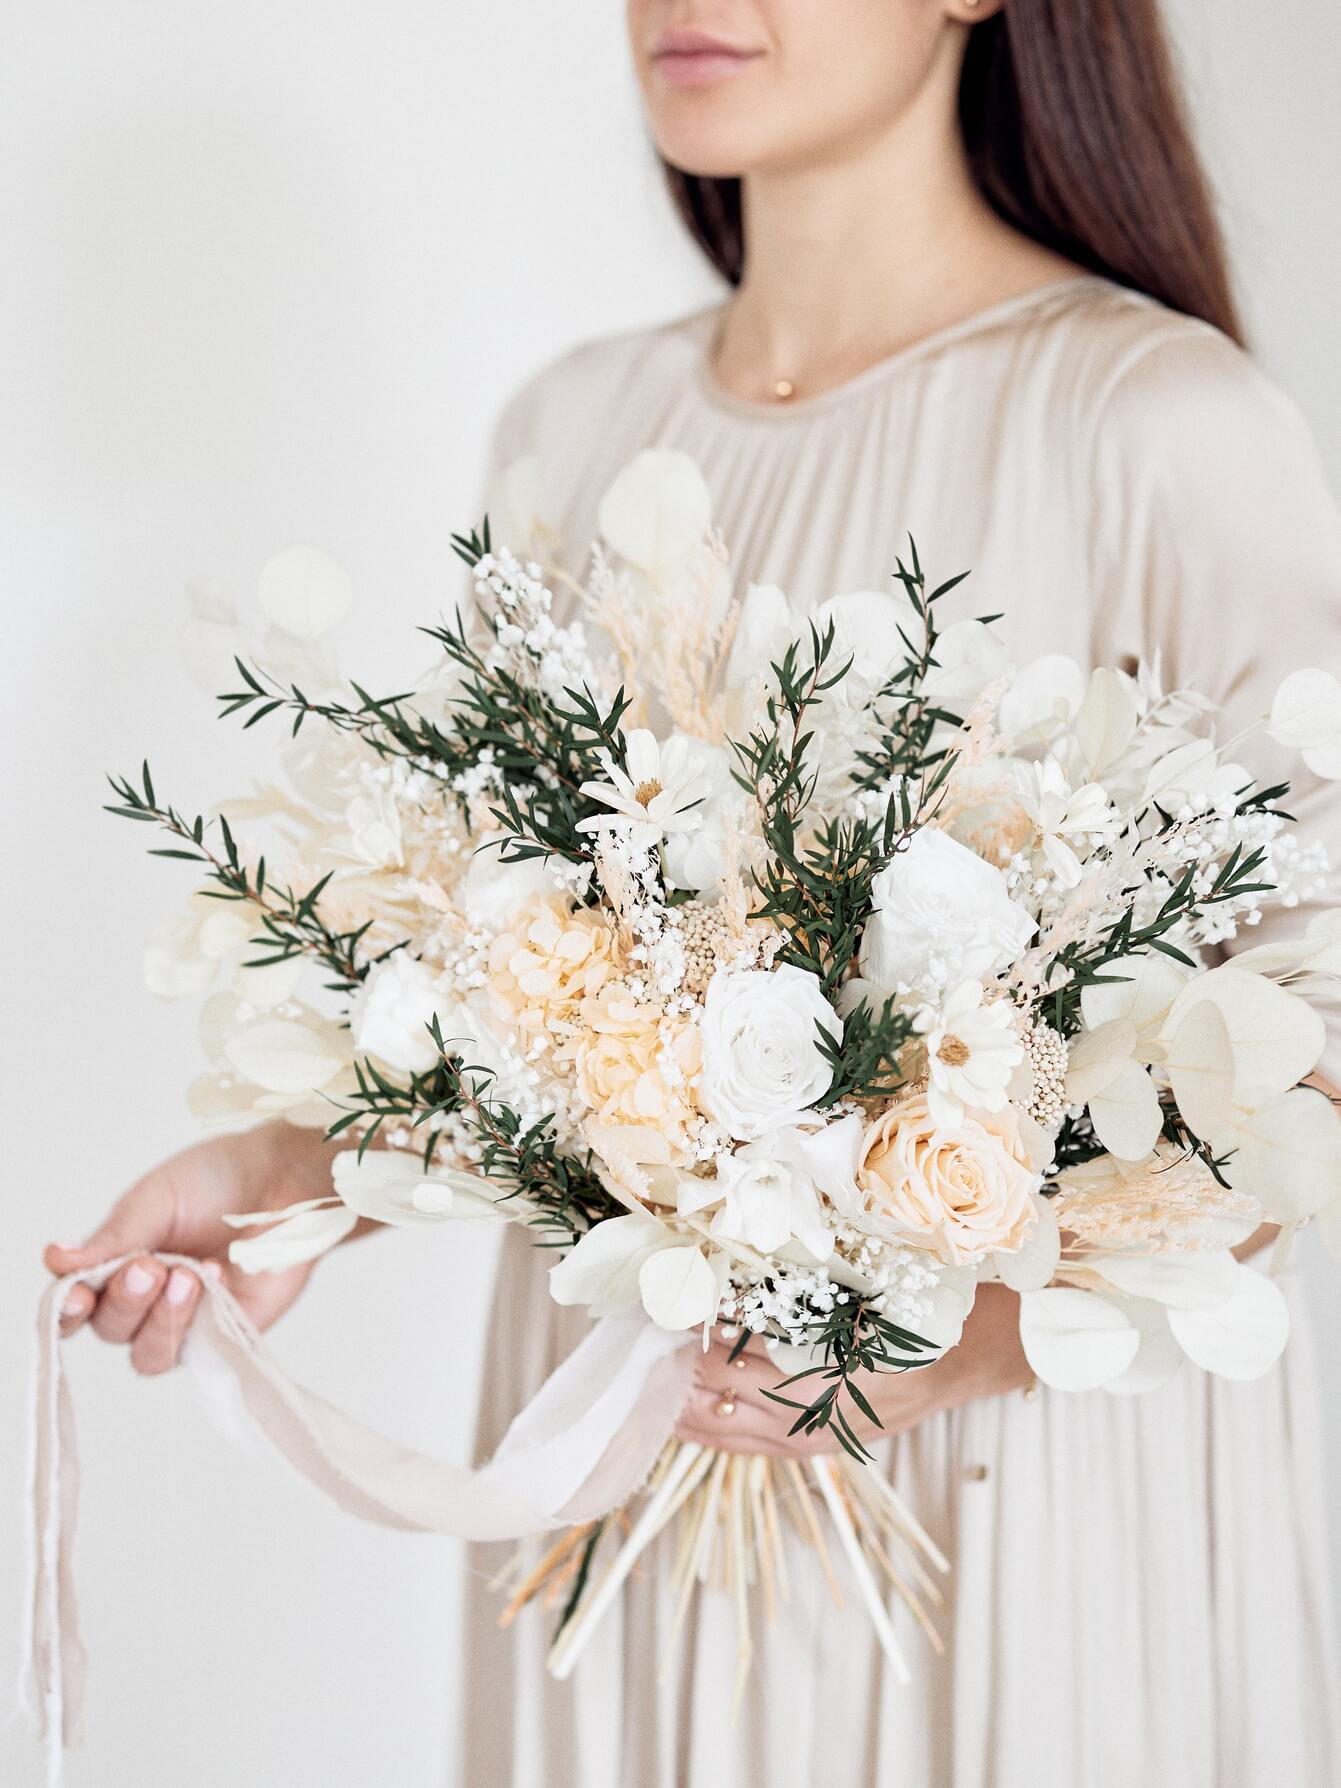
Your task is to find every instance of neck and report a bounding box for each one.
[715,64,1075,399]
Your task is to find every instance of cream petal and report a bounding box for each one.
[222,1018,347,1094]
[1088,1060,1164,1160]
[331,1150,509,1226]
[1268,667,1341,754]
[186,1074,269,1124]
[1074,667,1140,776]
[1080,951,1188,1033]
[998,655,1086,743]
[923,619,1011,708]
[185,573,237,622]
[1019,1287,1141,1391]
[1163,968,1326,1104]
[221,1196,344,1228]
[547,1213,663,1315]
[1090,1249,1240,1310]
[1221,1086,1341,1223]
[991,1194,1060,1291]
[637,1245,721,1331]
[232,954,304,1009]
[180,618,251,694]
[227,1201,357,1273]
[143,928,215,1000]
[1064,1018,1137,1102]
[256,544,353,643]
[1167,1265,1290,1380]
[1101,1299,1184,1396]
[596,449,711,573]
[1303,737,1341,779]
[1165,999,1236,1141]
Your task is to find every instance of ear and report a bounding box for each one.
[947,0,1006,21]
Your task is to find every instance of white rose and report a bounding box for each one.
[859,827,1035,997]
[349,952,459,1076]
[699,965,839,1140]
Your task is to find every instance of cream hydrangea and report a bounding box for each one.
[487,894,621,1041]
[568,982,702,1150]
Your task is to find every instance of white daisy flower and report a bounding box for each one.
[577,729,709,849]
[916,980,1024,1127]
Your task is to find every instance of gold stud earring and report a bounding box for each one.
[715,1396,737,1418]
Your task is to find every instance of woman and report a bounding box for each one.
[45,2,1341,1784]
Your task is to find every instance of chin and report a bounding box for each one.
[647,112,778,183]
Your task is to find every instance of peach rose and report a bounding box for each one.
[858,1091,1040,1265]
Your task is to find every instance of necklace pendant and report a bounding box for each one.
[771,377,796,401]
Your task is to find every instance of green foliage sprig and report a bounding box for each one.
[326,1015,625,1247]
[105,763,375,989]
[1039,840,1274,1038]
[851,542,976,790]
[757,1297,936,1462]
[215,528,633,880]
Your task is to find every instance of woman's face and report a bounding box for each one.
[626,0,975,179]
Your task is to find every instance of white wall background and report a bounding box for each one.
[2,4,1338,1784]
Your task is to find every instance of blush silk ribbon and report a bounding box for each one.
[25,1257,698,1786]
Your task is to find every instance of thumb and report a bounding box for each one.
[44,1214,142,1277]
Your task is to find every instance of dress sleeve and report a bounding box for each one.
[1087,324,1341,1081]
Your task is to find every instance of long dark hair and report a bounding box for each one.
[662,0,1244,344]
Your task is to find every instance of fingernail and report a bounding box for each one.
[54,1242,83,1255]
[62,1289,87,1317]
[124,1263,157,1297]
[166,1268,196,1307]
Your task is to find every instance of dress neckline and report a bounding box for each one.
[689,273,1111,421]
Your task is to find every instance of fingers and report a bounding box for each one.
[57,1282,97,1337]
[88,1256,169,1346]
[130,1267,204,1376]
[674,1340,814,1456]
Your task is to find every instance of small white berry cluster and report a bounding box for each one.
[1018,1015,1069,1130]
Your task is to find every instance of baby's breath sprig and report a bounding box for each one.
[104,763,374,990]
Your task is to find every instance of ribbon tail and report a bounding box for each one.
[25,1255,699,1777]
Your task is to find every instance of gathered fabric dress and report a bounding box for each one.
[457,276,1341,1788]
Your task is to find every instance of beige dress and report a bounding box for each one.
[458,276,1341,1788]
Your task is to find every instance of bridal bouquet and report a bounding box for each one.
[108,448,1341,1689]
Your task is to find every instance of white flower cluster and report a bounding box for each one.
[718,1263,846,1345]
[474,548,595,700]
[148,450,1341,1411]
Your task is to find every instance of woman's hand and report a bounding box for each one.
[43,1121,346,1376]
[675,1283,1034,1457]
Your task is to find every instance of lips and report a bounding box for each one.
[650,28,762,89]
